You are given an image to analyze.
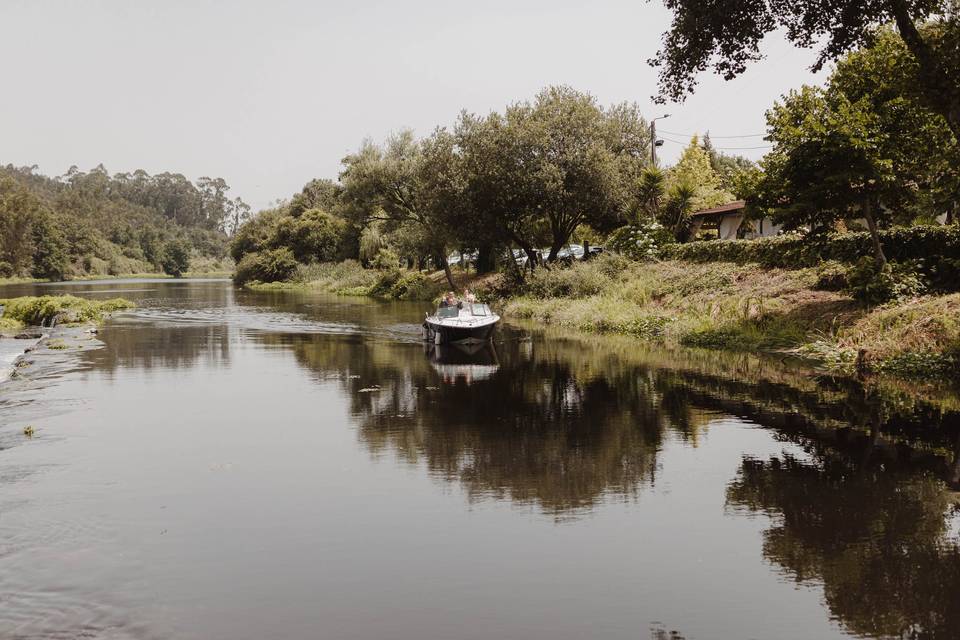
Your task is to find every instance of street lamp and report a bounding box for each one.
[650,114,671,167]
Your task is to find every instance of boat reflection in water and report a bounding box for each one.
[426,341,500,385]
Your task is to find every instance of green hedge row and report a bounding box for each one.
[659,225,960,268]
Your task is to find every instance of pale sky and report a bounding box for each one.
[0,0,825,210]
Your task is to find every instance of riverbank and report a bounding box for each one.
[248,255,959,380]
[503,255,959,379]
[0,258,234,287]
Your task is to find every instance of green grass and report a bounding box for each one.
[0,295,135,328]
[502,254,960,380]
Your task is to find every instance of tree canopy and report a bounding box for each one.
[756,27,959,264]
[650,0,960,139]
[0,164,244,279]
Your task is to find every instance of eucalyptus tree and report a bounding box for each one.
[650,0,960,140]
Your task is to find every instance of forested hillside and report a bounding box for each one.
[0,163,249,280]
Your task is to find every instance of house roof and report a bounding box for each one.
[690,200,746,217]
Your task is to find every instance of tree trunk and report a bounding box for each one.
[476,244,495,274]
[861,198,887,269]
[440,255,456,290]
[507,246,525,282]
[547,239,564,263]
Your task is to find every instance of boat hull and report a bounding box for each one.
[423,319,497,345]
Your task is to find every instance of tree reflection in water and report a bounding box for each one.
[268,324,960,637]
[727,446,960,639]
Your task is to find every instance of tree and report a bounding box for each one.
[30,211,68,280]
[271,208,345,263]
[456,87,645,266]
[227,197,251,236]
[160,239,191,277]
[650,1,960,140]
[669,136,734,211]
[760,87,902,265]
[340,129,460,287]
[757,29,958,266]
[0,176,40,275]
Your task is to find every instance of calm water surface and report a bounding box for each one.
[1,279,959,640]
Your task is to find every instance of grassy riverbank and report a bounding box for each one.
[0,295,135,332]
[503,255,959,378]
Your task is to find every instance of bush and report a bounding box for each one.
[812,261,849,291]
[0,295,134,326]
[525,262,610,298]
[233,248,299,285]
[389,271,442,300]
[846,257,926,305]
[606,220,674,260]
[659,225,960,290]
[160,239,191,277]
[271,208,344,263]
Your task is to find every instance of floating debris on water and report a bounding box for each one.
[23,425,35,437]
[358,386,381,393]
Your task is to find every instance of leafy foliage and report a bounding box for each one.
[606,220,674,260]
[650,0,960,142]
[160,239,191,277]
[846,257,926,304]
[0,164,242,280]
[660,224,960,291]
[233,248,299,285]
[0,295,134,326]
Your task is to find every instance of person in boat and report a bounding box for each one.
[463,289,477,304]
[440,291,459,308]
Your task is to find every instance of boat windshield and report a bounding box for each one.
[436,306,459,319]
[467,303,492,316]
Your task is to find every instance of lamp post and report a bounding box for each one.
[650,114,671,167]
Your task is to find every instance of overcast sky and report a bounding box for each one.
[1,0,825,210]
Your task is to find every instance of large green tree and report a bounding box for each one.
[757,28,958,265]
[457,86,648,264]
[650,0,960,140]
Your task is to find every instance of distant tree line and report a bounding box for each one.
[0,164,249,280]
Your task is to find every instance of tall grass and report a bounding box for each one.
[503,255,958,378]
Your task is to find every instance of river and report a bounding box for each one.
[1,278,958,640]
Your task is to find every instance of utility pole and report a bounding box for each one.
[650,114,671,167]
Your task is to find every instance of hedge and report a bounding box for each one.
[659,225,960,269]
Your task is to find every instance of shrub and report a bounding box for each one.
[160,239,191,277]
[812,261,849,291]
[659,225,960,290]
[0,295,134,326]
[271,208,344,263]
[389,271,442,300]
[606,220,675,260]
[368,269,402,297]
[846,258,926,305]
[524,255,625,299]
[233,248,299,285]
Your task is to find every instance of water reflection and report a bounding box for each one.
[4,281,960,639]
[727,446,960,638]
